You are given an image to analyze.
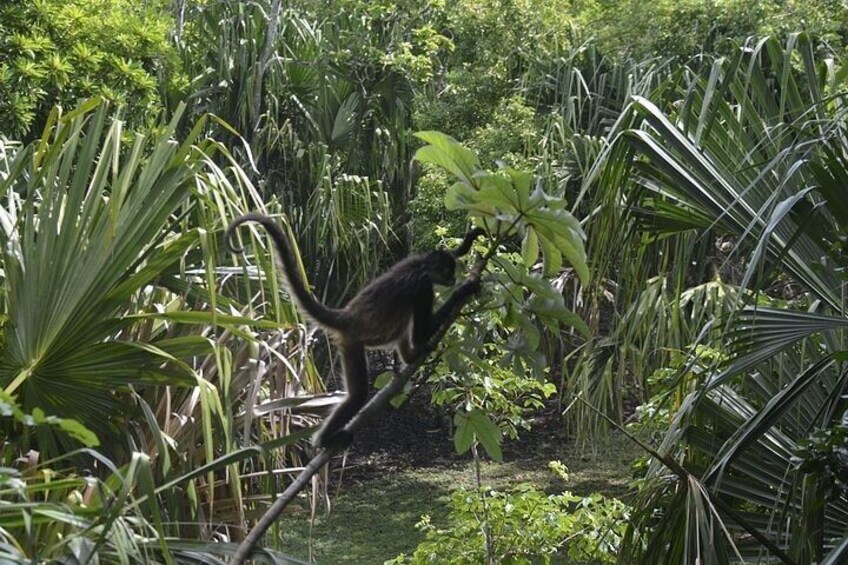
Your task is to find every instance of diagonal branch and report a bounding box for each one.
[230,254,490,564]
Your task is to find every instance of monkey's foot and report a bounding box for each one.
[316,430,353,450]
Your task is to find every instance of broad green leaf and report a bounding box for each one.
[521,228,540,268]
[527,217,588,283]
[445,181,494,215]
[528,295,591,339]
[373,371,393,390]
[373,372,408,407]
[469,409,503,462]
[389,393,409,409]
[552,309,591,339]
[504,167,533,208]
[453,412,474,455]
[538,233,564,277]
[55,418,100,447]
[414,131,480,183]
[477,173,520,211]
[554,233,589,285]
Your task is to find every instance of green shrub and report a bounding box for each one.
[0,0,179,140]
[389,463,629,564]
[585,0,848,60]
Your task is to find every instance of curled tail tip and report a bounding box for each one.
[225,212,272,254]
[224,222,247,254]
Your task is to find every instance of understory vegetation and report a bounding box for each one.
[1,0,848,563]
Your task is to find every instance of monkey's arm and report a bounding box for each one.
[431,278,481,328]
[452,227,486,258]
[404,278,481,363]
[402,283,435,362]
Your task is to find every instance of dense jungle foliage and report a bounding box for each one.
[1,0,848,562]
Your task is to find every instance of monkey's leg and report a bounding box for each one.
[313,343,369,449]
[399,286,435,363]
[398,338,418,365]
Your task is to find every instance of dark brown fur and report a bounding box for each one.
[226,213,483,449]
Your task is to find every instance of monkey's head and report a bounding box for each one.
[425,250,458,286]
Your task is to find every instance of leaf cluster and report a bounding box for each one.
[414,131,588,283]
[413,131,589,462]
[389,479,628,564]
[0,0,178,140]
[0,390,98,448]
[792,424,848,496]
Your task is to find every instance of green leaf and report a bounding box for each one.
[477,173,520,211]
[389,393,409,409]
[469,409,503,462]
[521,228,539,268]
[445,181,493,215]
[453,412,474,455]
[538,232,564,277]
[55,418,100,447]
[527,207,589,283]
[414,131,480,184]
[373,372,408,407]
[373,371,393,390]
[504,167,533,208]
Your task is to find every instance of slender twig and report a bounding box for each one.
[230,256,489,564]
[471,444,495,565]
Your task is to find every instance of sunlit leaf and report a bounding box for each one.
[521,228,539,268]
[469,409,503,462]
[414,131,480,184]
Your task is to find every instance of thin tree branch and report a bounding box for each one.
[230,255,489,564]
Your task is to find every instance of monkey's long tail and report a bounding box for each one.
[225,212,347,330]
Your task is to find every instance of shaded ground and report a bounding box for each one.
[346,390,638,495]
[275,392,640,563]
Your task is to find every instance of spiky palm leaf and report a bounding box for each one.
[0,101,227,453]
[614,35,848,561]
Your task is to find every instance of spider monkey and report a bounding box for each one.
[226,212,485,449]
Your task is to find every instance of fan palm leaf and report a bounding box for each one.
[0,100,220,449]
